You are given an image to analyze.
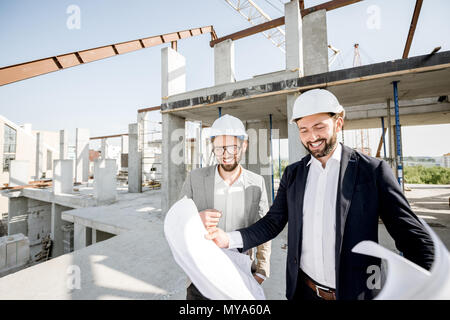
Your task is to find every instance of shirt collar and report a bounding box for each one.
[215,165,244,186]
[307,142,342,167]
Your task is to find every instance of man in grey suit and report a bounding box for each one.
[179,114,272,300]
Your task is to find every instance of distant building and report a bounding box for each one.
[444,153,450,168]
[0,115,59,215]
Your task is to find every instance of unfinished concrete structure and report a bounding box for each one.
[160,1,450,212]
[0,0,448,300]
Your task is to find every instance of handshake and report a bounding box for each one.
[199,209,230,248]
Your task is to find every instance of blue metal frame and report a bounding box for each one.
[392,81,403,188]
[381,117,386,159]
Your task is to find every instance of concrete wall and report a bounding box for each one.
[27,199,52,247]
[0,233,30,275]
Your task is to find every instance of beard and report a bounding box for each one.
[220,162,239,172]
[303,130,338,159]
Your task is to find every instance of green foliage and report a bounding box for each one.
[274,160,289,179]
[404,165,450,184]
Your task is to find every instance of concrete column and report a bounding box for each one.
[8,197,28,236]
[137,112,148,182]
[93,159,117,205]
[161,47,186,98]
[302,9,329,76]
[161,46,187,213]
[285,0,303,75]
[287,94,308,164]
[128,123,142,193]
[74,224,92,251]
[390,125,398,178]
[214,39,235,85]
[75,128,90,183]
[51,204,72,258]
[100,139,107,159]
[9,160,29,187]
[120,135,124,170]
[92,228,97,244]
[59,130,68,160]
[245,121,274,205]
[161,113,185,214]
[35,132,43,180]
[53,160,73,194]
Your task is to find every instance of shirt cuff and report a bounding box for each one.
[254,273,266,281]
[227,231,243,249]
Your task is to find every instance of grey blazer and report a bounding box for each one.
[179,165,272,278]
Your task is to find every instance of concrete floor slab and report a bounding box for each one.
[0,184,448,299]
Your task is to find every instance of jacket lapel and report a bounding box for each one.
[242,169,254,226]
[204,165,215,209]
[295,155,311,257]
[335,144,359,284]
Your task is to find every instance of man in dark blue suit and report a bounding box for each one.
[206,89,435,300]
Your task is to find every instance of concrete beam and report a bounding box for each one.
[214,39,235,85]
[128,123,142,193]
[75,128,90,183]
[161,51,450,124]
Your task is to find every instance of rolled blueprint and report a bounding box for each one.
[164,196,265,300]
[352,218,450,299]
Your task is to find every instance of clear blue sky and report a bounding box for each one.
[0,0,449,156]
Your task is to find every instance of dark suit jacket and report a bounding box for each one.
[238,143,435,300]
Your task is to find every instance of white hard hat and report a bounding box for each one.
[290,89,345,123]
[209,114,248,140]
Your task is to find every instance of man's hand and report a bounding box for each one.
[199,209,222,230]
[205,227,229,248]
[253,274,264,285]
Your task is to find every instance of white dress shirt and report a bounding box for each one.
[214,166,246,232]
[228,144,342,288]
[214,165,266,280]
[300,142,341,288]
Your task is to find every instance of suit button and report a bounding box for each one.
[294,258,297,264]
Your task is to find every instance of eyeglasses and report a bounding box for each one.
[213,145,241,156]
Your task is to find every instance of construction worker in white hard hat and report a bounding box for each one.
[179,114,272,300]
[206,89,434,301]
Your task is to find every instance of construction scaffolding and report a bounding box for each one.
[139,110,162,189]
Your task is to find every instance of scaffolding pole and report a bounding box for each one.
[381,117,387,159]
[392,81,404,191]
